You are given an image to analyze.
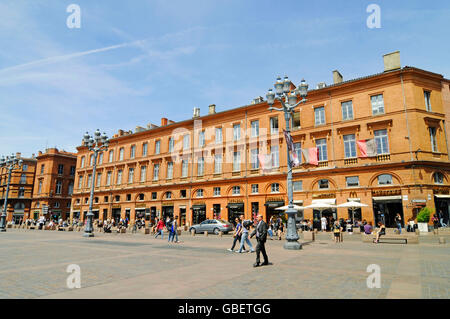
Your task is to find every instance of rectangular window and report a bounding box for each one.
[251,184,259,193]
[80,157,85,168]
[96,173,102,187]
[198,131,205,147]
[315,107,325,125]
[346,176,359,187]
[197,189,204,197]
[20,174,26,184]
[233,124,241,141]
[152,192,157,200]
[270,117,279,134]
[424,91,432,111]
[41,164,45,174]
[140,166,147,182]
[197,157,204,176]
[153,164,159,181]
[374,129,389,155]
[98,153,103,165]
[341,101,353,120]
[78,176,83,189]
[119,148,124,161]
[142,143,148,156]
[38,180,43,194]
[87,174,92,188]
[251,149,259,169]
[293,181,302,191]
[271,183,280,193]
[70,166,75,176]
[292,111,300,130]
[18,187,25,198]
[58,164,64,175]
[293,142,302,164]
[316,138,328,161]
[429,127,438,152]
[251,120,259,137]
[22,164,28,172]
[233,151,241,171]
[213,187,221,196]
[155,141,160,154]
[117,170,122,185]
[106,171,112,186]
[169,138,174,152]
[55,181,62,195]
[271,146,279,168]
[109,151,114,163]
[130,145,136,159]
[371,94,384,115]
[215,127,222,143]
[214,154,222,174]
[167,162,173,179]
[68,182,73,195]
[343,134,357,158]
[90,155,94,166]
[232,186,240,195]
[182,160,188,177]
[128,168,134,183]
[183,135,190,150]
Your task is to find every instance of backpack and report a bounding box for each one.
[242,220,252,229]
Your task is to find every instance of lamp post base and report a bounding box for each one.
[284,241,302,250]
[82,232,94,238]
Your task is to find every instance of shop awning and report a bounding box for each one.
[227,203,244,209]
[264,201,284,208]
[435,195,450,198]
[372,196,402,201]
[311,199,336,205]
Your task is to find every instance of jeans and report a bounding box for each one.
[155,229,163,239]
[168,230,178,242]
[238,232,254,253]
[268,229,273,238]
[230,235,241,250]
[396,223,402,234]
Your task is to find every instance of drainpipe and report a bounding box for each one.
[443,120,450,161]
[328,92,336,166]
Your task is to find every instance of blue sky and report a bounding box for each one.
[1,0,449,157]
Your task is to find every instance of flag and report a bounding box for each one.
[283,129,301,167]
[258,154,272,170]
[357,139,377,157]
[302,148,318,165]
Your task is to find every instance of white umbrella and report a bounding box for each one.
[304,202,336,230]
[337,201,368,222]
[275,205,305,211]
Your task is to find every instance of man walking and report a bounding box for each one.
[250,214,269,267]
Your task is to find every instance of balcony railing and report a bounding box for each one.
[318,161,328,168]
[376,154,391,162]
[344,158,358,165]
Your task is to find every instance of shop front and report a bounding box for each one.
[179,206,187,226]
[162,203,174,221]
[227,201,244,225]
[434,194,450,226]
[372,193,404,228]
[311,199,336,230]
[50,209,62,221]
[112,207,121,223]
[72,210,80,221]
[135,205,146,221]
[192,203,206,225]
[213,204,221,220]
[13,202,25,224]
[264,199,285,223]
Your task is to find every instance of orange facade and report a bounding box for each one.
[0,153,37,223]
[71,66,450,228]
[30,148,77,220]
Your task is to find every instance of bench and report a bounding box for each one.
[362,234,418,244]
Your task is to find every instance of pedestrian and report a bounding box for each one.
[321,215,327,232]
[250,214,269,267]
[364,221,373,235]
[432,213,439,235]
[172,216,179,243]
[277,217,284,240]
[395,213,402,234]
[155,218,165,239]
[228,218,243,251]
[267,216,274,240]
[168,217,175,242]
[332,220,341,243]
[238,219,255,253]
[374,222,386,244]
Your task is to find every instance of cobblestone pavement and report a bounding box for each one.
[0,229,448,299]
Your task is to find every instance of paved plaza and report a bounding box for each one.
[0,228,449,299]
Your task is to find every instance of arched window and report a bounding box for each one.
[164,192,172,199]
[232,186,240,195]
[378,174,393,185]
[271,183,280,193]
[196,189,204,197]
[318,179,329,189]
[138,193,145,201]
[14,202,25,211]
[433,172,444,184]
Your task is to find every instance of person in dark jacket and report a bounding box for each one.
[250,214,269,267]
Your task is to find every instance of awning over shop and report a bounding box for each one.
[311,199,336,205]
[372,196,402,201]
[227,203,244,209]
[264,201,284,208]
[192,204,206,209]
[435,195,450,199]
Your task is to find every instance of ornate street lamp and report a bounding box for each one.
[82,129,109,237]
[0,154,23,232]
[266,75,308,250]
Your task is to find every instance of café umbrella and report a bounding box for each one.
[336,201,368,222]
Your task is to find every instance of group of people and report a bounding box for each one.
[228,214,270,268]
[154,216,180,243]
[267,216,285,240]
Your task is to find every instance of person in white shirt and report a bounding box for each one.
[321,216,327,232]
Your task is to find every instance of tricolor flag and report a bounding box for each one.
[302,148,318,166]
[258,153,272,171]
[357,139,377,158]
[283,130,301,167]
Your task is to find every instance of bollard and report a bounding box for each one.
[191,229,195,236]
[204,231,208,237]
[219,231,223,237]
[439,237,446,244]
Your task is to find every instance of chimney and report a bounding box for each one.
[193,107,200,118]
[118,129,124,137]
[16,152,21,158]
[383,51,401,72]
[333,70,343,84]
[208,104,216,115]
[161,118,168,126]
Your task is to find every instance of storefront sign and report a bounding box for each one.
[402,195,408,201]
[433,187,449,195]
[312,193,336,199]
[193,201,205,206]
[372,189,401,197]
[411,199,426,203]
[266,197,284,202]
[136,204,146,208]
[162,202,174,207]
[112,205,121,209]
[228,199,244,203]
